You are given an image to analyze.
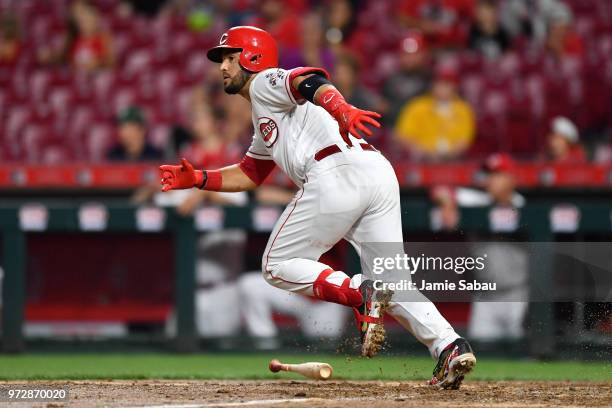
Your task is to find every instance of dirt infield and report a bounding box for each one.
[4,380,611,407]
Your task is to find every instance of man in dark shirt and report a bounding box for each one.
[467,0,510,58]
[106,106,163,162]
[333,53,383,114]
[382,31,431,126]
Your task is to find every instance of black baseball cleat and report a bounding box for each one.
[353,279,393,357]
[428,338,476,389]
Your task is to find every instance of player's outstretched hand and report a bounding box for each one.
[337,105,382,140]
[159,158,202,192]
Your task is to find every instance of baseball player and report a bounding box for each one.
[160,26,476,389]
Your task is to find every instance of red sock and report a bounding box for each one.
[312,269,363,307]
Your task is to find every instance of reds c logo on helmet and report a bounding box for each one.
[206,26,279,73]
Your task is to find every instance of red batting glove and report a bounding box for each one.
[159,158,204,192]
[318,88,382,145]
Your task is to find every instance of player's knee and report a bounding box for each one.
[260,256,270,275]
[260,257,294,286]
[260,254,287,275]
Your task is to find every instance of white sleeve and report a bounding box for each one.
[251,68,298,112]
[512,193,526,208]
[455,187,493,207]
[245,133,273,161]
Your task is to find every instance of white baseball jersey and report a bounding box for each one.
[245,67,350,187]
[245,66,461,360]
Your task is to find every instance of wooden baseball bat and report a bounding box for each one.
[269,359,333,380]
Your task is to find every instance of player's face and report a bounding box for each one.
[486,172,515,201]
[548,133,569,159]
[432,79,456,101]
[219,51,250,94]
[118,122,145,153]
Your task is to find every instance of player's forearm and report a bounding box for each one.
[198,164,257,192]
[292,73,381,140]
[160,157,272,193]
[292,74,346,122]
[291,74,336,106]
[313,84,336,105]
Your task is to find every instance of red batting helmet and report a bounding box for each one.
[206,26,279,73]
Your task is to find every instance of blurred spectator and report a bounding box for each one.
[394,65,475,160]
[382,31,431,126]
[172,105,247,214]
[238,272,349,348]
[544,116,586,163]
[430,155,526,210]
[300,13,334,70]
[333,53,383,114]
[220,92,254,145]
[499,0,569,42]
[396,0,475,49]
[107,106,163,161]
[479,153,525,207]
[431,153,528,341]
[430,154,525,232]
[69,1,114,70]
[120,0,168,17]
[323,0,358,47]
[0,14,21,65]
[248,0,301,54]
[470,154,527,341]
[430,185,460,233]
[282,13,335,71]
[167,232,246,339]
[545,2,584,58]
[498,0,533,39]
[468,240,529,341]
[38,0,114,71]
[467,0,510,59]
[594,142,612,164]
[179,105,242,169]
[153,108,249,340]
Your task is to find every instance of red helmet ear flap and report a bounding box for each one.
[240,51,265,72]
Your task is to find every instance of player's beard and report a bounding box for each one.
[224,69,252,94]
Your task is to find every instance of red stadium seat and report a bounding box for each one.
[22,124,45,162]
[461,75,485,113]
[0,87,7,118]
[112,87,137,115]
[86,123,115,162]
[5,105,31,145]
[48,86,73,116]
[92,70,116,102]
[123,48,154,77]
[66,106,95,144]
[42,140,75,164]
[149,124,170,150]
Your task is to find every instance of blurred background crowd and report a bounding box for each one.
[1,0,611,166]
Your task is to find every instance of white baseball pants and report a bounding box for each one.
[261,149,459,358]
